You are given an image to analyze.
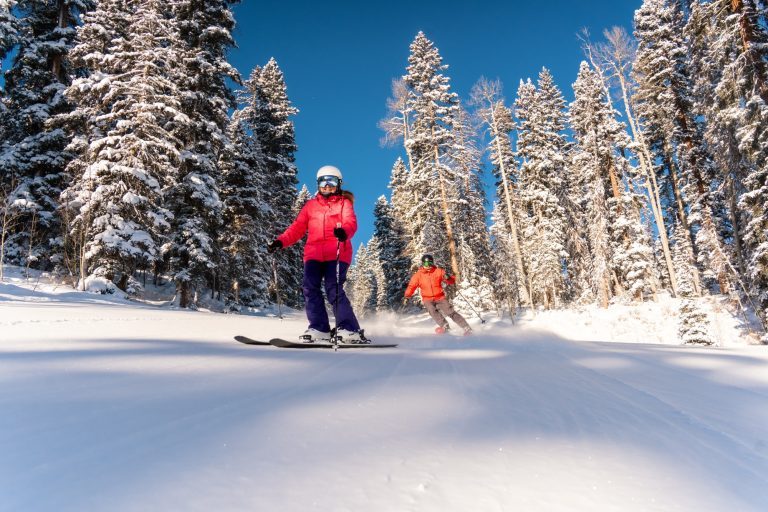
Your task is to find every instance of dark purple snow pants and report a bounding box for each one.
[303,260,361,333]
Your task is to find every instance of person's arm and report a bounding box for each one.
[277,203,309,248]
[404,272,419,298]
[442,268,456,286]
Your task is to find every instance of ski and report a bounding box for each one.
[269,338,397,349]
[234,335,272,346]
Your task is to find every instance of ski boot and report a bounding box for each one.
[299,328,331,343]
[435,324,450,335]
[463,327,473,336]
[335,328,371,344]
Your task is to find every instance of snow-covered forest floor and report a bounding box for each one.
[1,266,767,512]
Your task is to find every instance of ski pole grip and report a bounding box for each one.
[336,222,342,228]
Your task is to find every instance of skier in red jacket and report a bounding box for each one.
[403,254,472,335]
[267,166,367,343]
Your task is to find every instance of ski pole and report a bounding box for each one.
[333,222,342,349]
[271,254,283,320]
[455,288,486,324]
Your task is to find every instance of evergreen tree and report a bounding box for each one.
[570,60,657,305]
[161,0,239,307]
[348,243,377,317]
[687,0,768,338]
[673,228,713,345]
[403,32,461,274]
[634,0,734,297]
[60,0,183,290]
[219,114,270,308]
[238,58,302,307]
[489,201,519,315]
[0,0,93,268]
[514,72,568,309]
[371,195,410,309]
[55,0,132,286]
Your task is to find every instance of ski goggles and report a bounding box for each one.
[317,175,340,188]
[422,259,435,267]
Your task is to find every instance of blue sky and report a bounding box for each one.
[229,0,641,246]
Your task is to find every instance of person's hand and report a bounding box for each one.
[267,239,283,253]
[402,296,410,305]
[333,227,348,242]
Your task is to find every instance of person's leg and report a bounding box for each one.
[323,261,361,332]
[435,299,471,330]
[303,260,331,332]
[424,300,448,328]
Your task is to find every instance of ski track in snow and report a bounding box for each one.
[1,291,768,511]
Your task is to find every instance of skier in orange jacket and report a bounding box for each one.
[403,254,472,335]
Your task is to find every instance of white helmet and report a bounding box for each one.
[316,165,342,181]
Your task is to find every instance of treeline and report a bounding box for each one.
[0,0,304,309]
[349,0,767,344]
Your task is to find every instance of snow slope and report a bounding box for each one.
[2,271,768,512]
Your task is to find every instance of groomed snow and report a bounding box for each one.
[2,268,767,512]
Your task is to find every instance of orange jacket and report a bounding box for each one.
[404,266,456,302]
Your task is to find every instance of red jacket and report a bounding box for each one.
[278,191,357,264]
[404,266,456,302]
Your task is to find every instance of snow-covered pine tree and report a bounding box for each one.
[386,157,410,229]
[55,0,133,286]
[372,195,410,309]
[634,0,735,298]
[514,72,568,309]
[403,32,461,274]
[348,243,377,317]
[568,63,616,307]
[238,58,302,308]
[687,0,768,338]
[60,0,183,291]
[0,0,93,269]
[364,234,389,313]
[218,113,271,309]
[489,201,520,315]
[469,77,531,308]
[570,60,657,304]
[161,0,239,307]
[585,26,680,294]
[562,149,596,304]
[673,227,713,345]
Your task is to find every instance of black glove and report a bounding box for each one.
[333,227,348,242]
[267,239,283,253]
